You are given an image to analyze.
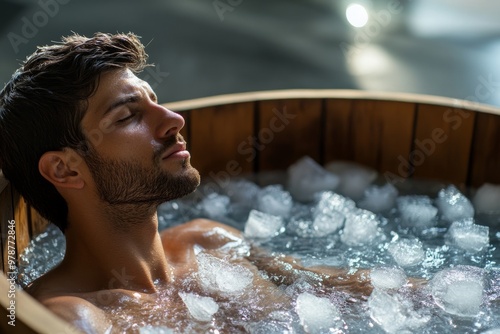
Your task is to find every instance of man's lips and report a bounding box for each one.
[161,142,189,160]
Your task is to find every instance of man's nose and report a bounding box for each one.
[152,104,185,139]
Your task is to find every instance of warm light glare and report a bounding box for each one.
[346,4,369,28]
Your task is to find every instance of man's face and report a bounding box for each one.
[80,68,200,206]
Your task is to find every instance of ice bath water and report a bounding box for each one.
[17,158,500,334]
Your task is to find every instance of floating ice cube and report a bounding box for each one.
[295,292,340,333]
[311,210,345,237]
[340,209,380,246]
[473,183,500,214]
[287,156,340,202]
[388,239,425,267]
[196,252,254,296]
[397,195,438,227]
[224,179,260,205]
[445,218,489,253]
[368,289,429,333]
[200,193,230,219]
[257,185,293,217]
[436,185,474,222]
[359,183,398,213]
[314,191,356,216]
[179,292,219,322]
[325,161,378,200]
[244,210,285,239]
[430,265,485,317]
[370,267,407,290]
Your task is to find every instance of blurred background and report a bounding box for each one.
[1,0,499,106]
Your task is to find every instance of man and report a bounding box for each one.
[0,33,370,333]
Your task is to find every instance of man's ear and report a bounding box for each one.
[38,149,85,189]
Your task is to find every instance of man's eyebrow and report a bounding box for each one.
[101,93,141,116]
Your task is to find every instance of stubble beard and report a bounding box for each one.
[83,138,200,228]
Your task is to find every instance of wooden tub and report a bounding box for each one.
[1,89,500,333]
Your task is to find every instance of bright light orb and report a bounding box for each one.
[346,4,369,28]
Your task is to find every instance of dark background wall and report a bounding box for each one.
[1,0,499,106]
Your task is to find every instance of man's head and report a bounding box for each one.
[0,33,200,232]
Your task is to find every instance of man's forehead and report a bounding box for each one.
[88,68,150,116]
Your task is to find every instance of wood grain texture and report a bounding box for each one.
[0,184,13,273]
[324,99,416,177]
[257,99,323,171]
[13,190,30,263]
[468,112,500,187]
[412,104,476,185]
[189,102,255,178]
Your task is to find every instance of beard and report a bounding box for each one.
[83,135,200,207]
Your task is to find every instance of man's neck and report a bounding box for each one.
[59,202,171,293]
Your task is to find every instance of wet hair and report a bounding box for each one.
[0,32,148,232]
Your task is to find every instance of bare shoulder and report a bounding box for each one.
[160,218,244,250]
[26,273,112,333]
[40,295,112,333]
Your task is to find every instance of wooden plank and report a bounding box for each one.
[29,206,50,239]
[190,102,255,180]
[468,112,500,187]
[257,99,323,171]
[412,104,475,185]
[0,184,13,274]
[13,190,30,263]
[324,99,416,177]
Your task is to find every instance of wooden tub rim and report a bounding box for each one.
[163,88,500,115]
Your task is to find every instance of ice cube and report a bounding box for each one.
[359,183,398,213]
[224,179,260,205]
[388,239,425,267]
[287,156,340,202]
[200,192,230,219]
[397,195,438,227]
[325,161,378,200]
[311,210,345,237]
[370,267,407,290]
[257,185,293,217]
[368,289,429,333]
[179,292,219,322]
[473,183,500,214]
[244,210,285,239]
[314,191,356,216]
[436,185,474,222]
[196,252,254,296]
[445,218,489,253]
[340,209,380,246]
[430,265,485,317]
[295,292,340,333]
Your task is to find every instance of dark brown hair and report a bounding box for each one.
[0,32,148,232]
